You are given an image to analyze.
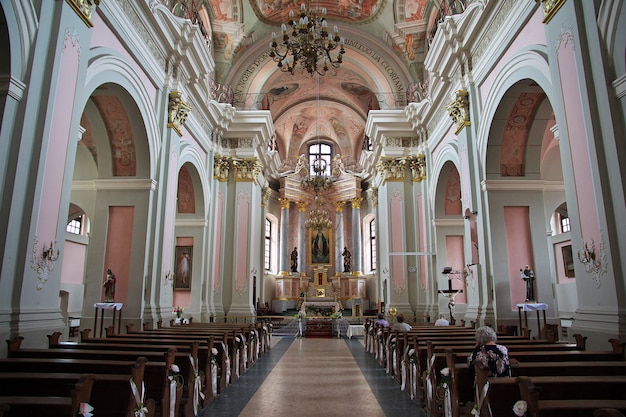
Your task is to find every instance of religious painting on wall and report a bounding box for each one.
[175,246,193,290]
[310,228,332,265]
[561,244,575,278]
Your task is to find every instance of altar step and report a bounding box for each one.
[305,318,333,338]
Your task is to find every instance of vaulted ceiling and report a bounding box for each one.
[186,0,446,166]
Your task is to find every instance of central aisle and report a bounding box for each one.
[199,337,427,417]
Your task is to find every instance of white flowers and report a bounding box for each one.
[170,364,180,373]
[512,400,527,416]
[211,347,218,356]
[440,367,450,377]
[79,403,94,417]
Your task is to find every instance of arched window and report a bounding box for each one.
[308,142,332,176]
[363,214,377,272]
[264,217,272,271]
[264,214,279,272]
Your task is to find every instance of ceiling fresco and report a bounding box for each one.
[186,0,448,175]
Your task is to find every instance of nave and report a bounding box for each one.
[200,337,426,417]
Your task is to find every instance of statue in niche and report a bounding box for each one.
[342,247,352,273]
[520,265,536,302]
[290,247,298,273]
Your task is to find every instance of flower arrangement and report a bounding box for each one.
[173,306,184,318]
[295,311,306,319]
[168,364,184,385]
[330,311,343,319]
[512,400,527,417]
[78,403,94,417]
[211,347,218,364]
[439,367,451,390]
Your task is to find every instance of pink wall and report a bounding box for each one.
[558,36,599,242]
[417,194,428,290]
[503,206,533,309]
[61,240,87,285]
[38,34,80,243]
[235,193,250,293]
[104,206,134,305]
[445,235,467,303]
[212,193,224,291]
[390,193,405,292]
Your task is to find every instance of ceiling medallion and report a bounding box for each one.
[269,3,345,76]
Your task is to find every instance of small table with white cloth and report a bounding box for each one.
[516,302,548,339]
[347,324,365,339]
[93,302,124,338]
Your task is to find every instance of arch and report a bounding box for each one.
[79,49,160,179]
[0,0,37,78]
[178,143,211,218]
[476,47,557,178]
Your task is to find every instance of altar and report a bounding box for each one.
[300,301,341,315]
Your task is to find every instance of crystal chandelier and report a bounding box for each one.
[301,157,333,193]
[269,3,345,76]
[305,208,333,230]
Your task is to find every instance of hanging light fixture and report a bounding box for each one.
[305,208,333,230]
[269,3,345,76]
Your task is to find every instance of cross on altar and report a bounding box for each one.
[438,279,463,324]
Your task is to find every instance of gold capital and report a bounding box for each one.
[446,90,470,135]
[296,201,308,212]
[333,201,346,212]
[350,197,363,209]
[279,198,291,209]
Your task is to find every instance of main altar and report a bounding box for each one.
[272,265,367,314]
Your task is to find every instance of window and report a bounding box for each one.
[308,142,332,176]
[264,218,272,271]
[560,215,570,233]
[369,218,377,271]
[66,216,83,235]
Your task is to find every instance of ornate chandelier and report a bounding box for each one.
[305,208,333,230]
[301,157,333,193]
[269,3,345,76]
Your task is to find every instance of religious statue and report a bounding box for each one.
[103,269,116,302]
[520,265,536,302]
[290,247,298,273]
[295,154,307,177]
[342,247,352,273]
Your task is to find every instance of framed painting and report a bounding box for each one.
[310,228,332,265]
[561,244,575,278]
[174,246,193,290]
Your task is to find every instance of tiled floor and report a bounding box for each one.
[199,336,427,417]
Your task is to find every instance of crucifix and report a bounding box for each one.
[439,267,464,324]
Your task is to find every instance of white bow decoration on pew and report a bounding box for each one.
[189,354,206,416]
[130,378,148,417]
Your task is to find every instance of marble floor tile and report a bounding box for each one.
[199,337,426,417]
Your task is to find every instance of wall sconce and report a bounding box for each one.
[163,270,173,286]
[42,241,60,262]
[31,237,60,290]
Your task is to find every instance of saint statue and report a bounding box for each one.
[520,265,536,302]
[103,269,116,302]
[290,247,298,273]
[342,247,352,273]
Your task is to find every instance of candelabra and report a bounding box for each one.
[31,237,60,290]
[269,3,345,75]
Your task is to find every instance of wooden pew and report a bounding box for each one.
[473,362,626,417]
[0,373,95,417]
[517,375,626,417]
[48,332,226,404]
[80,328,232,392]
[0,355,165,414]
[0,356,157,417]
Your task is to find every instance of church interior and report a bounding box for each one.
[1,0,626,414]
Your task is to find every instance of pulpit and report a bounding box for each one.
[93,302,123,338]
